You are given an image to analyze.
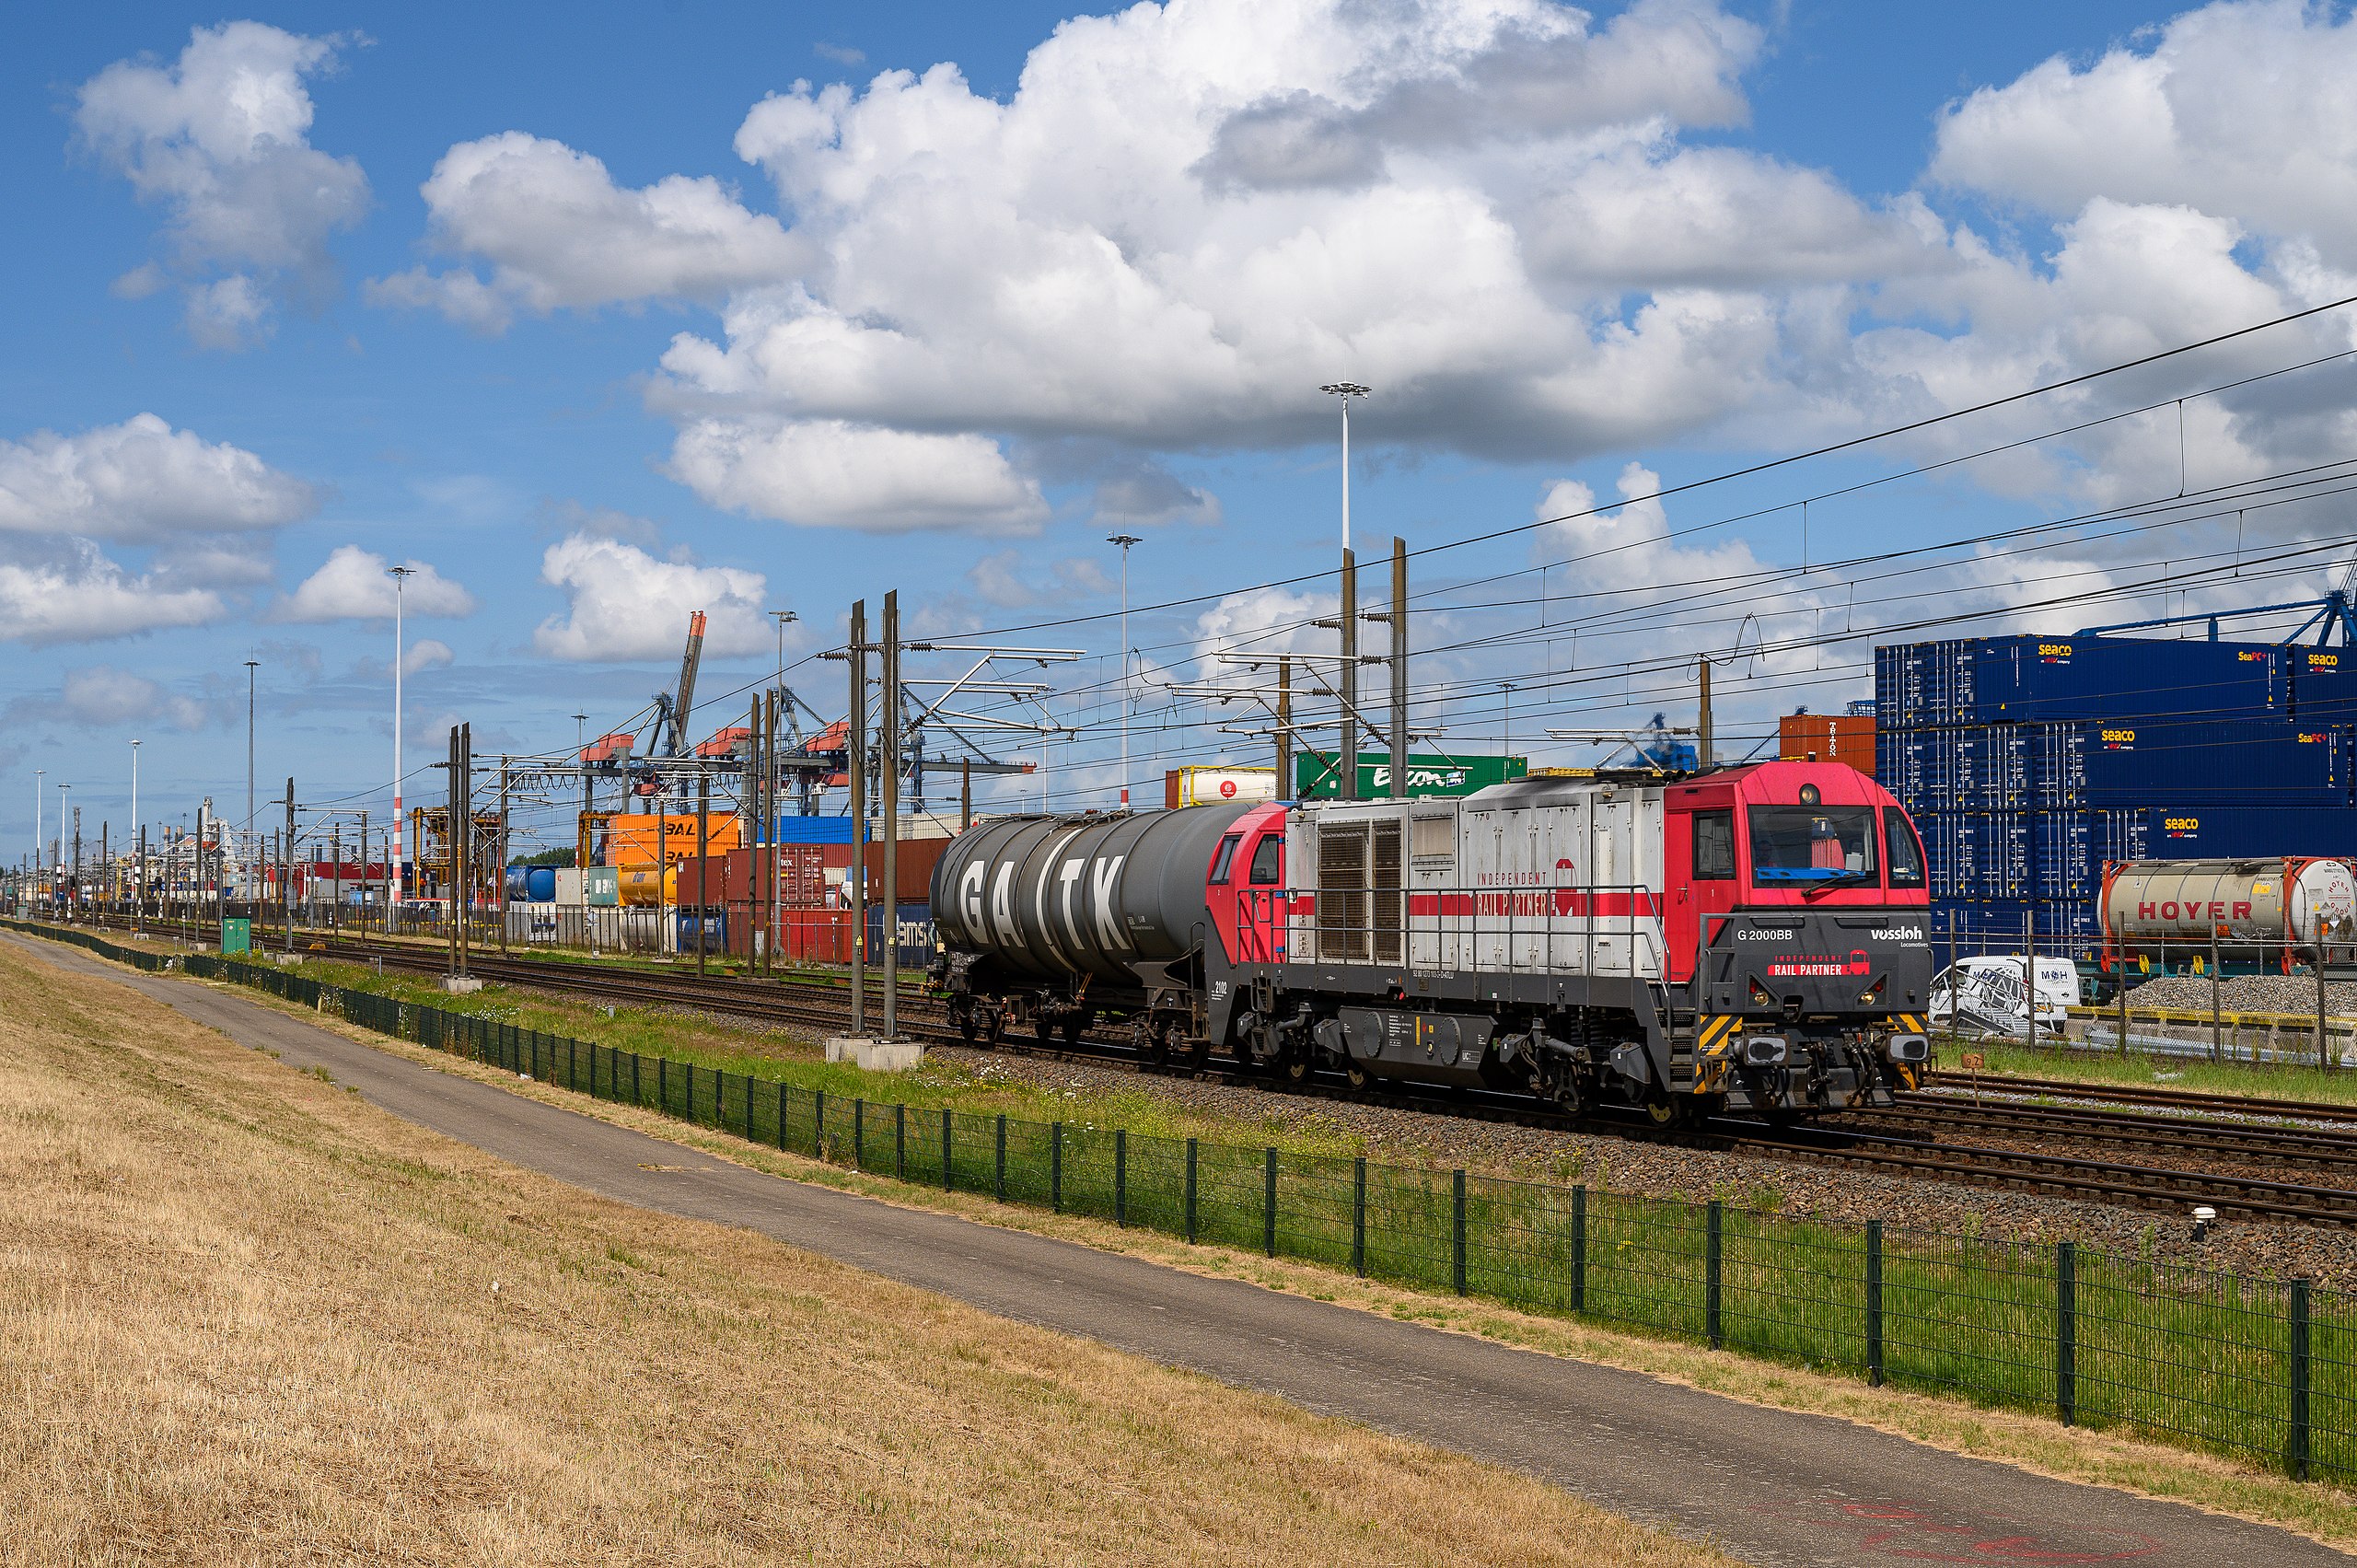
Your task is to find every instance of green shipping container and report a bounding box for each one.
[1294,751,1527,799]
[219,917,250,955]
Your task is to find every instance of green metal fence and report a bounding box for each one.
[12,916,2351,1484]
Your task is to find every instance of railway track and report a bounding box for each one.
[48,918,2357,1229]
[1919,1069,2357,1125]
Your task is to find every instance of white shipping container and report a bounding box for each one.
[1166,765,1278,807]
[555,866,584,906]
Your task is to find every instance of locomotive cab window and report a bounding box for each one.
[1747,806,1875,884]
[1690,810,1736,880]
[1209,833,1241,885]
[1248,835,1283,885]
[1884,809,1925,889]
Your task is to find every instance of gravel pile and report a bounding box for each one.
[938,1043,2357,1290]
[2125,972,2357,1015]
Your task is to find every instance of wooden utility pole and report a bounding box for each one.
[1276,656,1292,797]
[847,599,868,1038]
[1339,546,1358,800]
[881,590,900,1042]
[696,770,711,978]
[1388,537,1409,799]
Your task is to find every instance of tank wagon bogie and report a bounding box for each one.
[929,761,1934,1122]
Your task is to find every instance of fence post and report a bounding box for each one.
[631,1051,641,1107]
[1865,1219,1884,1387]
[2290,1279,2313,1480]
[777,1081,789,1151]
[942,1108,953,1192]
[1706,1201,1724,1349]
[1264,1146,1277,1258]
[1051,1122,1063,1214]
[1352,1156,1366,1277]
[895,1102,906,1180]
[1452,1169,1468,1296]
[1115,1129,1128,1226]
[2056,1241,2077,1427]
[996,1114,1008,1202]
[657,1056,668,1114]
[1572,1185,1587,1312]
[1185,1138,1199,1243]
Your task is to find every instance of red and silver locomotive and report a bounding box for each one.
[931,761,1933,1121]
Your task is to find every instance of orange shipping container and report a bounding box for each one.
[603,812,741,868]
[1778,714,1875,776]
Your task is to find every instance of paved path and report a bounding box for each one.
[16,932,2346,1567]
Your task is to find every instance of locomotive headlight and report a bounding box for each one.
[1885,1033,1929,1064]
[1740,1036,1789,1067]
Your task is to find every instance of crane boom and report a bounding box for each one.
[669,610,707,757]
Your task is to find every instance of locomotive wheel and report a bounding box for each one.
[1344,1061,1369,1090]
[1643,1096,1684,1129]
[1283,1052,1312,1085]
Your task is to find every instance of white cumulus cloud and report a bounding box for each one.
[532,532,772,661]
[56,666,211,730]
[667,418,1048,532]
[277,545,476,621]
[0,413,316,541]
[75,22,368,348]
[365,131,802,332]
[0,541,226,645]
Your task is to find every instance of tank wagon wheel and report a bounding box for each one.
[957,1009,980,1045]
[1185,1036,1211,1072]
[1034,1012,1054,1045]
[1283,1051,1312,1086]
[1344,1061,1369,1091]
[1061,1008,1092,1047]
[983,1010,1004,1048]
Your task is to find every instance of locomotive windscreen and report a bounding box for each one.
[1747,806,1875,881]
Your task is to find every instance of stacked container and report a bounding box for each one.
[1874,633,2357,947]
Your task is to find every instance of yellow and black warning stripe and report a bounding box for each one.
[1698,1014,1741,1057]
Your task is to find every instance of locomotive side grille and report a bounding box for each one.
[1318,824,1370,962]
[1373,819,1404,966]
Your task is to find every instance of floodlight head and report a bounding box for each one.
[1320,382,1371,400]
[1107,533,1143,549]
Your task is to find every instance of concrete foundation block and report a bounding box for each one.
[824,1036,925,1073]
[441,975,485,994]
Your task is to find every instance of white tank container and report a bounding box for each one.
[2101,857,2357,948]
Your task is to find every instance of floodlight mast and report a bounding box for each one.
[1319,382,1370,800]
[388,566,415,908]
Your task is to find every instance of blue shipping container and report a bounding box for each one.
[2031,718,2350,807]
[768,815,868,845]
[2093,805,2357,865]
[1876,634,2285,726]
[2291,646,2357,726]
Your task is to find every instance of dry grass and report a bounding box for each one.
[204,972,2357,1554]
[0,941,1729,1567]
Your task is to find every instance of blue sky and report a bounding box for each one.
[8,0,2357,864]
